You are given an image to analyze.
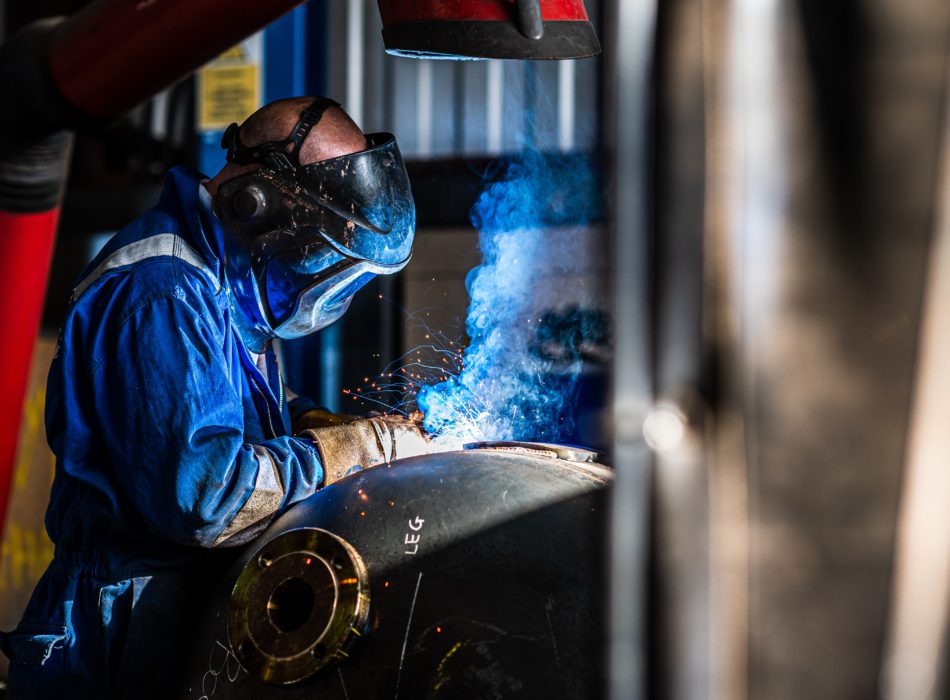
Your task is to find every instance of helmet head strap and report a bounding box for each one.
[220,97,341,172]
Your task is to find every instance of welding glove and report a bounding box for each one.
[289,394,357,434]
[303,415,431,486]
[293,407,355,432]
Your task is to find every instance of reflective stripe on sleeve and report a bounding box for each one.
[71,233,220,302]
[212,446,285,547]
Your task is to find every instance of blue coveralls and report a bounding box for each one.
[1,167,326,698]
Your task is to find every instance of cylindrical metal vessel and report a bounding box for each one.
[177,442,611,699]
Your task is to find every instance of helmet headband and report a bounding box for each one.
[220,97,340,172]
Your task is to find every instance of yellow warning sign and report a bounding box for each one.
[217,44,247,62]
[197,63,260,131]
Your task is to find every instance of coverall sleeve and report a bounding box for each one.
[93,293,325,547]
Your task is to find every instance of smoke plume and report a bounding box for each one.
[417,151,602,448]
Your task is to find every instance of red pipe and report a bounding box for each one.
[0,208,59,537]
[49,0,307,118]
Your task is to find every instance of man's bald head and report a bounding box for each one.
[206,96,366,195]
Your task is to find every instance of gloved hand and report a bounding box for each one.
[302,414,432,486]
[293,407,355,432]
[289,392,357,434]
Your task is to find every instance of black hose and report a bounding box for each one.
[0,18,84,212]
[0,129,72,212]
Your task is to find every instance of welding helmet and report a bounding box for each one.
[214,97,415,346]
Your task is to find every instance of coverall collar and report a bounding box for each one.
[158,166,276,355]
[157,166,227,288]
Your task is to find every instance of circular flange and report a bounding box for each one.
[228,528,370,685]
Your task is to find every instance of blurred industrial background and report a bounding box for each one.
[2,0,950,698]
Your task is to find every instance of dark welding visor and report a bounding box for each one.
[216,133,415,268]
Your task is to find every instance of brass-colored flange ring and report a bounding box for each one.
[228,527,370,685]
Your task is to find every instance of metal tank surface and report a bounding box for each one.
[178,441,611,699]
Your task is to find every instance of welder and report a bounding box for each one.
[1,96,429,698]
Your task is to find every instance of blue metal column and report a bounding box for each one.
[263,1,339,411]
[264,4,309,101]
[196,35,264,177]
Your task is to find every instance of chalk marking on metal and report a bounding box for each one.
[199,640,241,700]
[544,596,560,663]
[338,668,351,700]
[394,572,424,699]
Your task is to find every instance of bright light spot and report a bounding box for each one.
[643,404,686,452]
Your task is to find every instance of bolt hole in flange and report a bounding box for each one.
[267,578,316,634]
